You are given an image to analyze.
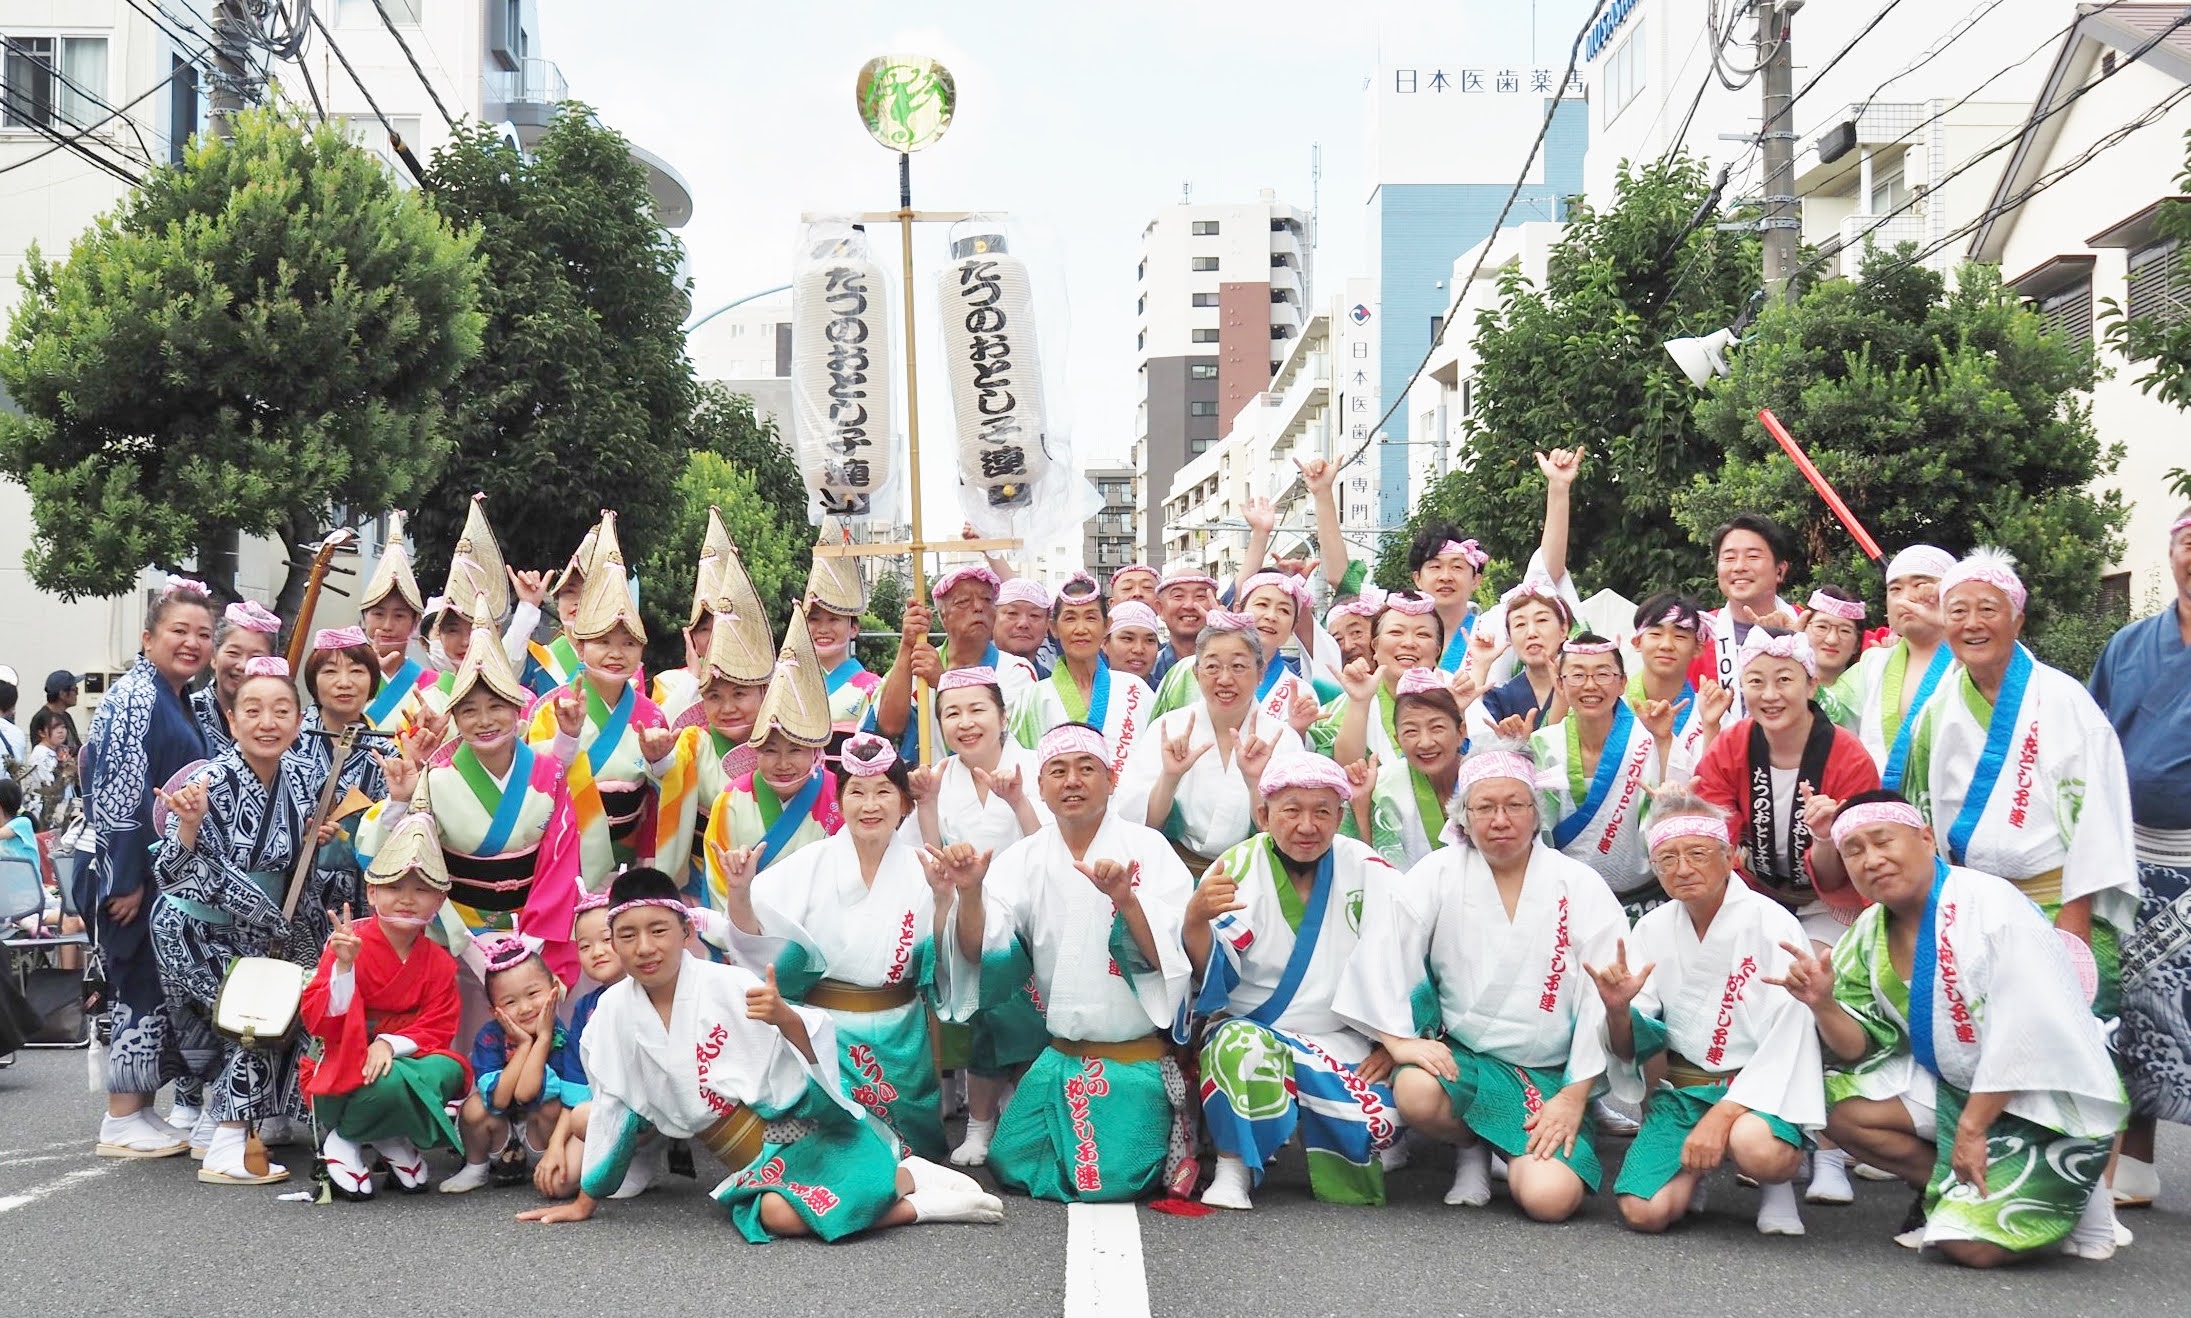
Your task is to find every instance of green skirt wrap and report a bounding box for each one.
[310,1055,465,1150]
[711,1085,904,1244]
[988,1046,1171,1203]
[1612,1083,1803,1199]
[1920,1084,2109,1253]
[830,1001,947,1163]
[1424,1039,1603,1191]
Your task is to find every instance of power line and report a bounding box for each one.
[308,8,395,138]
[0,64,188,178]
[1336,0,1614,484]
[366,0,459,133]
[0,35,157,166]
[1,108,142,186]
[292,45,329,125]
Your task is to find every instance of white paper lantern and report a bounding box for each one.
[791,228,895,518]
[937,233,1050,510]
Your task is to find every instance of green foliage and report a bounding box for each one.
[1376,154,1761,591]
[1676,249,2126,640]
[408,109,693,585]
[0,107,483,600]
[857,571,910,670]
[2026,592,2130,683]
[635,449,809,671]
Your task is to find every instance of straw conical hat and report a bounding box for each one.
[364,780,453,892]
[551,524,601,599]
[361,512,426,615]
[445,493,511,621]
[570,511,646,644]
[805,552,868,618]
[705,548,775,687]
[746,608,831,749]
[689,506,733,628]
[446,592,531,709]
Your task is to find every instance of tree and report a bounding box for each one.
[857,570,910,670]
[1675,249,2126,645]
[2098,174,2191,499]
[1375,154,1761,591]
[407,109,694,584]
[635,449,810,671]
[0,107,483,606]
[690,382,807,538]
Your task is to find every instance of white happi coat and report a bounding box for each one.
[1531,711,1663,897]
[1196,835,1396,1065]
[905,743,1053,853]
[1010,665,1156,775]
[1612,880,1825,1128]
[946,814,1192,1044]
[1834,866,2126,1139]
[1912,654,2138,935]
[1366,757,1446,871]
[577,955,858,1188]
[714,833,938,991]
[1114,705,1304,861]
[1843,638,1950,772]
[1334,841,1626,1079]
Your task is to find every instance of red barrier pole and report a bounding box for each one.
[1757,408,1884,561]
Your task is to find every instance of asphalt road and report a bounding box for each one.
[2,1048,2183,1318]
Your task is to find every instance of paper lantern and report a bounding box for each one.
[792,226,896,518]
[937,229,1050,510]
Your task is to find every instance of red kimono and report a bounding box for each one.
[299,917,471,1100]
[1693,711,1881,914]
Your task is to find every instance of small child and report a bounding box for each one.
[0,780,76,966]
[440,934,589,1194]
[18,718,71,825]
[531,892,626,1199]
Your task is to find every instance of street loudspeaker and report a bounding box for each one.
[1815,120,1857,166]
[1665,328,1739,389]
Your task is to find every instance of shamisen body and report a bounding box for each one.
[515,865,1004,1239]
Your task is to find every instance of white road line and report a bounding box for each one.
[0,1153,77,1169]
[0,1139,88,1160]
[0,1163,118,1214]
[1063,1202,1151,1318]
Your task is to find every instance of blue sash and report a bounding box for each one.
[1881,644,1953,792]
[1945,646,2034,865]
[1246,844,1334,1027]
[1551,701,1635,851]
[364,658,423,727]
[585,681,636,778]
[1437,609,1479,673]
[1085,654,1113,733]
[1673,682,1697,734]
[755,771,823,872]
[1255,658,1285,703]
[824,656,866,694]
[478,743,535,858]
[1908,858,1952,1076]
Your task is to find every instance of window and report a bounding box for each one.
[1190,438,1215,456]
[2127,239,2189,334]
[1136,330,1146,352]
[168,55,198,164]
[4,34,107,131]
[1189,363,1218,379]
[1137,259,1146,281]
[1192,220,1220,236]
[342,0,422,21]
[1870,160,1913,217]
[344,114,425,159]
[2035,279,2093,351]
[1602,21,1647,124]
[1192,292,1219,307]
[1136,294,1145,316]
[1192,256,1220,272]
[1192,328,1219,343]
[1188,402,1219,417]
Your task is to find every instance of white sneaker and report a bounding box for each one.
[1445,1143,1492,1207]
[1200,1155,1254,1211]
[1756,1181,1805,1236]
[1592,1098,1640,1136]
[950,1117,996,1168]
[437,1161,492,1194]
[96,1112,187,1159]
[1894,1226,1926,1250]
[1806,1148,1854,1204]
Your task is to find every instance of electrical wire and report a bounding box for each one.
[0,35,157,165]
[1335,0,1614,482]
[1,108,142,185]
[307,7,394,139]
[0,64,188,177]
[292,43,328,125]
[366,0,457,132]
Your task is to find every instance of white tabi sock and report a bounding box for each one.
[2112,1155,2159,1205]
[1201,1155,1254,1211]
[1445,1142,1492,1207]
[322,1130,373,1197]
[1755,1180,1804,1235]
[373,1137,430,1190]
[1379,1133,1411,1172]
[950,1117,996,1168]
[2063,1186,2119,1260]
[202,1124,286,1181]
[438,1160,492,1194]
[900,1154,984,1198]
[1805,1147,1853,1204]
[907,1187,1006,1225]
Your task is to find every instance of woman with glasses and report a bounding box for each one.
[1599,784,1822,1237]
[1532,634,1682,920]
[1334,743,1627,1221]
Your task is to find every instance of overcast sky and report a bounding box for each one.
[537,0,1590,532]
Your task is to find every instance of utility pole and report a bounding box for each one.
[1759,0,1800,304]
[207,1,253,139]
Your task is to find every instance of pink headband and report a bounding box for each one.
[1395,666,1446,696]
[1157,570,1218,595]
[1056,572,1102,603]
[1436,539,1489,569]
[1807,591,1867,622]
[2172,515,2191,538]
[1502,577,1571,624]
[606,897,691,925]
[1886,544,1956,583]
[937,666,998,691]
[476,933,539,974]
[1240,572,1310,610]
[1107,601,1161,636]
[839,732,899,777]
[241,656,291,678]
[1940,551,2027,617]
[1830,799,1929,849]
[1645,813,1731,852]
[314,626,368,651]
[1562,638,1618,656]
[1454,750,1537,799]
[998,578,1050,609]
[1036,723,1109,769]
[573,891,611,915]
[1110,564,1158,587]
[1379,591,1436,618]
[932,564,1002,602]
[1327,584,1386,624]
[1737,628,1817,678]
[1260,753,1354,799]
[162,575,211,600]
[1204,610,1257,633]
[224,600,281,634]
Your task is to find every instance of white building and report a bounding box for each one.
[0,0,688,702]
[685,288,793,439]
[1130,189,1312,567]
[1970,3,2191,610]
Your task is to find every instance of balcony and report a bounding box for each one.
[488,58,693,229]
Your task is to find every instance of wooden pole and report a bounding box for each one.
[898,151,936,763]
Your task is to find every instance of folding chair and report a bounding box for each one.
[0,854,92,1048]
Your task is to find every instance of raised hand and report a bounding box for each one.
[1445,666,1481,710]
[1338,657,1380,703]
[1295,454,1339,495]
[1074,857,1139,903]
[1288,685,1321,735]
[554,684,587,740]
[708,841,760,899]
[1160,722,1212,779]
[413,703,452,756]
[1695,680,1734,731]
[1243,495,1277,536]
[1798,784,1841,839]
[1535,447,1583,489]
[1184,861,1245,925]
[1637,696,1686,743]
[906,763,942,805]
[1235,730,1275,782]
[919,842,992,897]
[1493,711,1537,743]
[508,567,552,609]
[1762,940,1836,1008]
[988,763,1026,808]
[1734,602,1797,632]
[1345,754,1378,807]
[638,725,678,764]
[158,781,210,833]
[376,749,419,804]
[1584,938,1656,1015]
[745,964,790,1026]
[326,903,362,973]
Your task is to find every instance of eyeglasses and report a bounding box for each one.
[1465,800,1536,821]
[1650,845,1725,877]
[1562,669,1621,687]
[1197,659,1258,679]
